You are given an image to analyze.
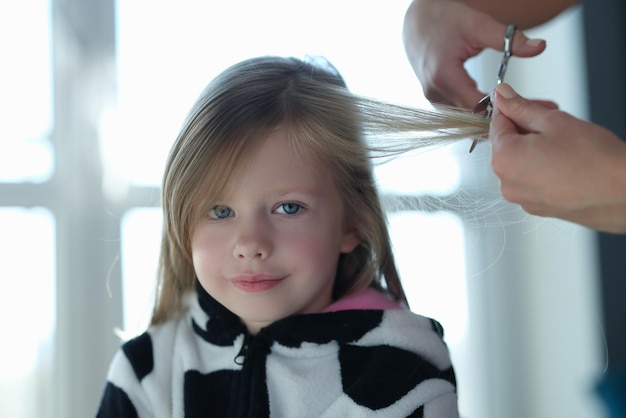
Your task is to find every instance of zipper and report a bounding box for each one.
[234,333,252,365]
[231,333,271,418]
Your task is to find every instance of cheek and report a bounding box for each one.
[190,229,225,277]
[282,227,342,265]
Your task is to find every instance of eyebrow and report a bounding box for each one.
[272,187,322,199]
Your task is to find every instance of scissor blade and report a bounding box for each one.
[472,93,491,115]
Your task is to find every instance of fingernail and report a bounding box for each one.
[526,38,544,47]
[496,82,516,99]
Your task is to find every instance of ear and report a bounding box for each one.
[340,226,361,254]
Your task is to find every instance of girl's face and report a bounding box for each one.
[190,127,361,334]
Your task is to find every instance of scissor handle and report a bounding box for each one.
[469,24,518,153]
[496,24,517,84]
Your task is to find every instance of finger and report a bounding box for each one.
[510,31,546,58]
[528,99,559,110]
[489,102,519,142]
[489,103,527,180]
[493,83,555,133]
[449,71,488,109]
[429,59,487,109]
[470,17,546,58]
[491,89,558,110]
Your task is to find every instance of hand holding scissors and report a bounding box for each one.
[469,24,517,153]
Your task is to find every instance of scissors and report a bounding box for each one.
[469,24,517,153]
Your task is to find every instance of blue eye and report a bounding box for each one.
[208,205,232,219]
[276,202,302,215]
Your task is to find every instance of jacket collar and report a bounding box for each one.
[191,281,386,348]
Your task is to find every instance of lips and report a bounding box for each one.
[231,274,286,292]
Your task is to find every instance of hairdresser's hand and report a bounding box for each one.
[490,82,626,234]
[402,0,546,109]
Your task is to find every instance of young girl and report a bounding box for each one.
[97,56,488,417]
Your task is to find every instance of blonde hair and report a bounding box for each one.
[151,55,489,324]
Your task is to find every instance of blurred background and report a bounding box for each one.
[1,1,623,417]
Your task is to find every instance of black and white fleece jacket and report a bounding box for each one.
[96,284,458,418]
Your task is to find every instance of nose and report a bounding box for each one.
[232,216,272,260]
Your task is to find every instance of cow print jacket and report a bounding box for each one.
[96,283,459,418]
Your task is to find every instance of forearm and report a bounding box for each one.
[584,150,626,233]
[433,0,580,29]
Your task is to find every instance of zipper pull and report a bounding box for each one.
[234,334,252,365]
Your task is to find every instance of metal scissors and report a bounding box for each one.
[469,24,517,153]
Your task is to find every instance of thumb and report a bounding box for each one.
[510,29,546,58]
[489,93,519,142]
[473,19,546,58]
[493,83,550,133]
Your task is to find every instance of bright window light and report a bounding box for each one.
[104,0,429,187]
[388,211,468,345]
[0,208,55,379]
[0,1,53,183]
[121,208,163,335]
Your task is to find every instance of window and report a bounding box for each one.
[0,1,53,183]
[0,208,55,417]
[0,2,55,416]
